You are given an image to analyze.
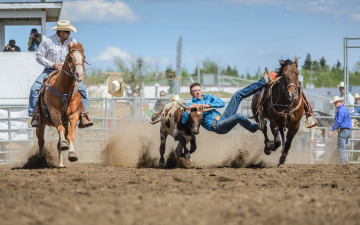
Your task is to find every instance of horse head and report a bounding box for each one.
[279,58,299,102]
[64,42,85,82]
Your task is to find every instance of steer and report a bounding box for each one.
[150,100,212,166]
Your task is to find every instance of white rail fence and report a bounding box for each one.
[1,97,359,165]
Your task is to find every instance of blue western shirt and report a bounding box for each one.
[331,105,352,131]
[181,95,225,131]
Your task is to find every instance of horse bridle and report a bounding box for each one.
[270,73,303,127]
[62,49,85,79]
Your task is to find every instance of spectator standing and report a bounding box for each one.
[3,40,21,52]
[353,93,360,114]
[328,96,352,165]
[154,90,168,113]
[337,81,355,113]
[28,28,42,52]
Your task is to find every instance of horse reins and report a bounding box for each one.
[46,49,83,125]
[269,76,303,127]
[62,49,84,78]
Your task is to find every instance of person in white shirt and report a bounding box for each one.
[29,20,92,128]
[337,81,355,114]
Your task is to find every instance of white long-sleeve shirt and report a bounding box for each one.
[341,93,355,113]
[36,33,76,69]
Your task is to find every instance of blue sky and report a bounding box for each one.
[5,0,360,76]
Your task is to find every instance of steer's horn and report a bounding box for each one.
[203,107,215,112]
[177,101,188,109]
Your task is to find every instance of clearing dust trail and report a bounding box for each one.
[102,121,342,168]
[101,122,301,168]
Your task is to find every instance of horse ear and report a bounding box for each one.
[279,60,284,66]
[67,42,71,49]
[294,58,298,66]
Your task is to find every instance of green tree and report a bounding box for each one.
[201,57,218,74]
[303,53,312,70]
[320,56,326,68]
[223,65,239,77]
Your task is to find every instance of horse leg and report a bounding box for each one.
[262,124,273,155]
[280,128,285,147]
[159,131,167,166]
[36,124,46,157]
[271,128,281,150]
[58,129,69,151]
[278,130,296,166]
[189,135,197,154]
[66,117,79,162]
[57,141,64,168]
[51,111,69,167]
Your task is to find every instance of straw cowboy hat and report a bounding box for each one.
[354,93,360,99]
[106,75,124,97]
[51,20,77,32]
[330,96,344,103]
[337,81,345,88]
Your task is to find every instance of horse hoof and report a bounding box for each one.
[185,158,191,163]
[68,151,78,162]
[159,158,165,167]
[264,148,272,155]
[59,140,69,151]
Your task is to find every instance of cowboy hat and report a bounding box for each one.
[51,20,77,32]
[354,93,360,99]
[106,75,124,97]
[337,81,345,88]
[169,95,180,102]
[330,96,344,103]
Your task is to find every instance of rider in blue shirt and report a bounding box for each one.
[328,96,352,165]
[182,68,272,134]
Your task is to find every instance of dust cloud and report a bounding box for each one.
[101,122,288,168]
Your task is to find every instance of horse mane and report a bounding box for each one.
[70,43,84,51]
[276,59,294,75]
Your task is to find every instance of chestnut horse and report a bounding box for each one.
[252,58,315,165]
[36,42,86,167]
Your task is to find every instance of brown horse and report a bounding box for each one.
[252,58,314,165]
[36,42,86,167]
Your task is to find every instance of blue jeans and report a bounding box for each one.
[337,129,350,165]
[213,77,267,134]
[29,41,39,51]
[28,68,88,116]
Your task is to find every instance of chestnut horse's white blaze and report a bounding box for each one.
[73,51,84,82]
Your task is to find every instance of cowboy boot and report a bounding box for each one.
[31,109,42,127]
[263,67,272,84]
[78,112,93,128]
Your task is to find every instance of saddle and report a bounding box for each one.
[37,70,79,126]
[255,77,317,128]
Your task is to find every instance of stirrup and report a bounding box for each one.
[78,112,93,128]
[31,112,42,127]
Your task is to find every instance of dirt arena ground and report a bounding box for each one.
[1,123,360,225]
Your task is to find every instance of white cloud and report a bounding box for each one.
[349,14,360,23]
[93,46,133,63]
[61,0,139,23]
[143,56,172,68]
[222,0,282,5]
[223,0,360,15]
